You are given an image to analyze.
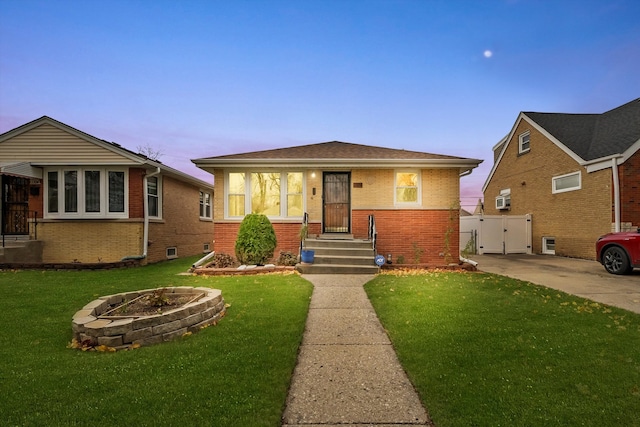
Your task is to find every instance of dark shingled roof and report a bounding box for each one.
[524,97,640,161]
[196,140,468,161]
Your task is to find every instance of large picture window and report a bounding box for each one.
[228,172,246,217]
[287,172,303,217]
[395,171,420,204]
[109,171,125,213]
[47,171,59,213]
[45,168,128,218]
[226,171,303,218]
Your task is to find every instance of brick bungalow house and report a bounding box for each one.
[192,141,482,266]
[482,98,640,259]
[0,116,214,265]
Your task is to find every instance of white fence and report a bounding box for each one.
[460,214,532,255]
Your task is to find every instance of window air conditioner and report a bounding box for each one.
[495,195,509,210]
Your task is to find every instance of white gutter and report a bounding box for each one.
[143,167,162,258]
[612,157,621,232]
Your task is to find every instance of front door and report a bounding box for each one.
[1,175,30,235]
[323,172,350,233]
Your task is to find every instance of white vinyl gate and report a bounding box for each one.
[460,214,532,255]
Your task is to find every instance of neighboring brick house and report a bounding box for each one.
[482,98,640,260]
[192,141,482,265]
[0,116,214,265]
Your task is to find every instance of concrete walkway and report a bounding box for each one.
[282,274,431,427]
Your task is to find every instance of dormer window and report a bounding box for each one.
[518,131,530,154]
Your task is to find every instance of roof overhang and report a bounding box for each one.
[0,162,43,179]
[583,137,640,172]
[193,158,483,173]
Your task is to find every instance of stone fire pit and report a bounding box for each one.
[72,287,226,350]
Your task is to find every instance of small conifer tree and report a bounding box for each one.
[235,214,277,265]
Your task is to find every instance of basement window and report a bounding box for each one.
[166,247,178,259]
[542,237,555,255]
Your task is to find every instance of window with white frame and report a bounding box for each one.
[45,168,127,218]
[200,190,212,219]
[518,131,530,154]
[226,171,303,218]
[542,237,555,255]
[395,171,420,204]
[166,247,177,259]
[147,176,161,218]
[552,171,581,194]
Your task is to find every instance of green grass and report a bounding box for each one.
[0,258,313,427]
[365,270,640,427]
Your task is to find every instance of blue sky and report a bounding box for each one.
[1,0,638,211]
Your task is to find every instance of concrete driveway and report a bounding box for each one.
[469,254,640,314]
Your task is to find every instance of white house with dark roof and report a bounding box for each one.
[483,98,640,259]
[193,141,482,271]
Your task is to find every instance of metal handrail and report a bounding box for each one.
[299,212,309,255]
[2,210,38,247]
[368,214,376,251]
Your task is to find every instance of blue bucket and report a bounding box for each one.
[300,249,315,263]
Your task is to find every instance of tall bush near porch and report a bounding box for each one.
[235,213,277,265]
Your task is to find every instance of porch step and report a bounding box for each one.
[296,263,380,274]
[0,239,43,263]
[296,237,379,275]
[1,235,30,247]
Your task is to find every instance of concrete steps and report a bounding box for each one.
[296,237,379,274]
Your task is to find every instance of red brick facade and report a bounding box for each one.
[213,209,456,265]
[213,222,313,259]
[354,209,458,264]
[128,168,145,219]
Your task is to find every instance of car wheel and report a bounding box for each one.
[602,246,632,275]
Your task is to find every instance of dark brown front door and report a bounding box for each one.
[323,172,350,233]
[1,175,30,235]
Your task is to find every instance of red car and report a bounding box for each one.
[596,230,640,275]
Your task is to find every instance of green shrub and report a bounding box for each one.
[277,251,298,266]
[235,214,277,265]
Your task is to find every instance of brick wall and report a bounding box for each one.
[212,221,311,261]
[129,168,145,219]
[39,221,143,263]
[354,209,458,265]
[484,119,612,259]
[28,182,43,220]
[146,175,214,263]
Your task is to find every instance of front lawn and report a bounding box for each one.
[365,270,640,427]
[0,258,313,426]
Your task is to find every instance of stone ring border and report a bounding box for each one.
[72,286,226,350]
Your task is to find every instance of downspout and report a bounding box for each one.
[121,167,161,261]
[612,157,621,232]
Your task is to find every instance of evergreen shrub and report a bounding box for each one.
[235,214,277,265]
